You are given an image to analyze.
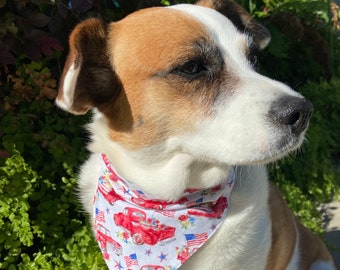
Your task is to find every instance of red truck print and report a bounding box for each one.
[114,207,176,246]
[95,224,122,260]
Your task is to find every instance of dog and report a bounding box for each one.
[56,0,335,269]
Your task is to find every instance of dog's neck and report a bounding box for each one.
[88,114,233,201]
[106,151,232,202]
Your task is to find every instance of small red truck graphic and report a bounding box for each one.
[95,224,122,260]
[114,207,176,245]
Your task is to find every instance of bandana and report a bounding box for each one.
[94,154,235,270]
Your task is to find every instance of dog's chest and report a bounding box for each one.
[93,154,236,270]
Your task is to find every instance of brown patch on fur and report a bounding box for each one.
[266,182,297,269]
[102,8,230,149]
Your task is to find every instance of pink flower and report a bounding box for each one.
[122,232,129,239]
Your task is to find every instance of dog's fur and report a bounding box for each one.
[56,0,335,269]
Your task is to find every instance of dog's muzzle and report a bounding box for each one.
[269,96,313,136]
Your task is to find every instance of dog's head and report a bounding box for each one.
[56,0,312,166]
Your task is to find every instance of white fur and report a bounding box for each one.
[286,219,300,270]
[310,261,336,270]
[56,63,80,112]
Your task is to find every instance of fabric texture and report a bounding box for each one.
[94,154,235,270]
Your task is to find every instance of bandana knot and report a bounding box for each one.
[94,154,235,270]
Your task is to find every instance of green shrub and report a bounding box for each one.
[1,60,89,177]
[0,151,106,269]
[254,0,335,83]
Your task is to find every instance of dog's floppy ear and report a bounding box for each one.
[197,0,271,49]
[56,18,121,114]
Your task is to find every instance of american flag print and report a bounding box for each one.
[124,253,139,267]
[98,174,112,194]
[95,207,105,223]
[185,233,208,247]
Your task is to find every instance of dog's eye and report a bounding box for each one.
[174,59,207,78]
[180,60,205,74]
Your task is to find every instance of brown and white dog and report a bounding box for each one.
[56,0,335,269]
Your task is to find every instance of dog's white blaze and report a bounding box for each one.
[56,63,80,111]
[171,5,250,70]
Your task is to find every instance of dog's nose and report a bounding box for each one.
[269,96,313,135]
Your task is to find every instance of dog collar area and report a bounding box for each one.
[94,153,235,270]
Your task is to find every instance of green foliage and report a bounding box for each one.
[1,60,89,178]
[275,180,324,234]
[251,0,336,83]
[19,226,106,270]
[264,0,329,21]
[0,152,39,268]
[0,151,106,269]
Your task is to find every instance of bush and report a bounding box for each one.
[0,151,106,269]
[1,61,89,176]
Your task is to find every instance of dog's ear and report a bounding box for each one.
[196,0,271,49]
[56,18,121,115]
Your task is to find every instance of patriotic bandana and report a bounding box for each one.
[94,154,235,270]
